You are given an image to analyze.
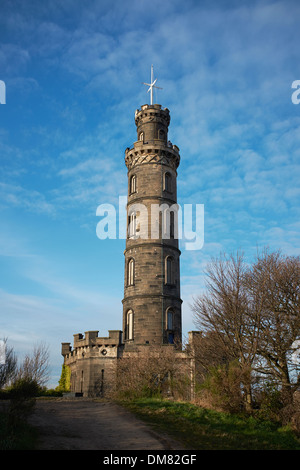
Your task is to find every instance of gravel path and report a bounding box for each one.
[28,399,184,450]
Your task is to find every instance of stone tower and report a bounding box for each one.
[122,103,182,348]
[61,76,192,398]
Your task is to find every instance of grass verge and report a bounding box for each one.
[119,398,300,450]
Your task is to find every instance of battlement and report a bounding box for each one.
[135,104,169,118]
[134,104,171,145]
[135,105,170,128]
[61,330,123,358]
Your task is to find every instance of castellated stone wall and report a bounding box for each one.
[62,330,123,397]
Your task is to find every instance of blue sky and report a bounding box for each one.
[1,0,300,387]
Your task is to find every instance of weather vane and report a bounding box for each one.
[142,65,162,105]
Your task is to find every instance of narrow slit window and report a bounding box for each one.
[165,256,174,284]
[170,211,174,239]
[164,172,171,192]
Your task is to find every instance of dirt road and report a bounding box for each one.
[29,398,184,450]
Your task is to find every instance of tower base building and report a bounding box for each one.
[61,330,123,397]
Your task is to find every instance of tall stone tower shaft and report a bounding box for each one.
[122,104,182,348]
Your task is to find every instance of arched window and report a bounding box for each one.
[166,309,174,344]
[170,211,174,239]
[161,206,176,240]
[127,258,135,286]
[167,309,173,330]
[139,131,144,141]
[165,256,174,285]
[130,174,136,194]
[125,310,134,340]
[164,172,171,192]
[159,129,165,140]
[128,212,136,238]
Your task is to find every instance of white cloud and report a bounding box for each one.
[0,182,56,215]
[0,43,30,74]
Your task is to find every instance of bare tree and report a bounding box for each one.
[192,252,263,410]
[246,249,300,404]
[192,248,300,411]
[15,342,50,388]
[187,330,231,382]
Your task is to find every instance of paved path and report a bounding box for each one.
[29,399,184,450]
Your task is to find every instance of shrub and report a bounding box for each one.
[254,382,283,422]
[115,345,191,401]
[198,361,252,414]
[37,387,63,397]
[8,378,39,427]
[56,364,71,393]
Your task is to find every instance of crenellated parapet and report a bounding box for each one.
[125,142,180,171]
[134,104,170,138]
[61,330,123,361]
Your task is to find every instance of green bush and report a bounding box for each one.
[199,361,247,413]
[255,383,284,422]
[9,378,40,399]
[56,364,71,393]
[8,378,39,427]
[37,388,63,397]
